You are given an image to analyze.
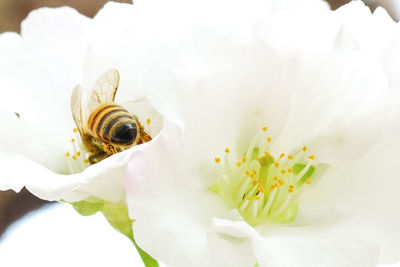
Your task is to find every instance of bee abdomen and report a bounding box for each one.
[87,104,138,145]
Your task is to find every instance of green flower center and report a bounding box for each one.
[210,127,316,226]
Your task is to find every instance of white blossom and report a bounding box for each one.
[0,2,162,202]
[125,1,400,267]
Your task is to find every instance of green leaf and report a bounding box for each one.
[70,198,159,267]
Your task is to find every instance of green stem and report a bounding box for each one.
[99,202,159,267]
[70,198,159,267]
[127,233,160,267]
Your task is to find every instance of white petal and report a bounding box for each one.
[145,24,295,169]
[276,51,391,164]
[212,211,380,267]
[0,7,91,160]
[301,108,400,264]
[0,148,126,202]
[82,2,158,103]
[126,122,257,267]
[251,1,394,164]
[254,219,379,267]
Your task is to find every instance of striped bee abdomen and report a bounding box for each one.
[87,103,139,146]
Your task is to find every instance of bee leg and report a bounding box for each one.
[102,143,117,155]
[88,151,108,164]
[137,123,152,144]
[140,131,152,143]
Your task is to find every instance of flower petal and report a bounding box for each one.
[126,122,258,266]
[301,107,400,264]
[256,2,394,164]
[212,209,380,267]
[0,7,91,171]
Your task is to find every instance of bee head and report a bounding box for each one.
[111,122,138,145]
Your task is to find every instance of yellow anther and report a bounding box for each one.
[280,153,285,158]
[252,169,257,175]
[72,155,77,160]
[288,188,294,193]
[269,186,275,192]
[281,170,286,174]
[257,179,262,184]
[245,170,250,176]
[259,187,267,193]
[262,127,267,132]
[252,180,258,186]
[254,195,260,200]
[83,159,89,163]
[247,196,253,201]
[264,151,270,156]
[214,157,221,163]
[288,168,293,173]
[289,185,295,189]
[225,148,230,153]
[236,162,242,167]
[267,137,272,143]
[288,154,294,160]
[250,174,255,179]
[146,118,152,125]
[76,151,81,157]
[256,157,261,161]
[309,155,315,160]
[242,157,247,163]
[273,176,278,181]
[302,146,307,152]
[65,152,70,157]
[274,162,280,168]
[274,182,279,188]
[71,138,75,143]
[279,179,285,186]
[73,128,78,133]
[306,179,312,185]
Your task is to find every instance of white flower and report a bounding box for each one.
[125,2,400,267]
[0,3,164,203]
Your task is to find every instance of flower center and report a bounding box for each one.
[211,127,316,226]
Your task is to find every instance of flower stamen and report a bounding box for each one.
[65,129,90,173]
[211,127,317,225]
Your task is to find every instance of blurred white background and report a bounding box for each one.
[0,203,147,266]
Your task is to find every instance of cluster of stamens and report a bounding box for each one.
[211,127,316,226]
[64,128,91,173]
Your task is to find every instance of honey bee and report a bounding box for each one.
[70,69,152,164]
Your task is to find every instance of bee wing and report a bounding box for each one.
[87,69,120,113]
[70,84,90,137]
